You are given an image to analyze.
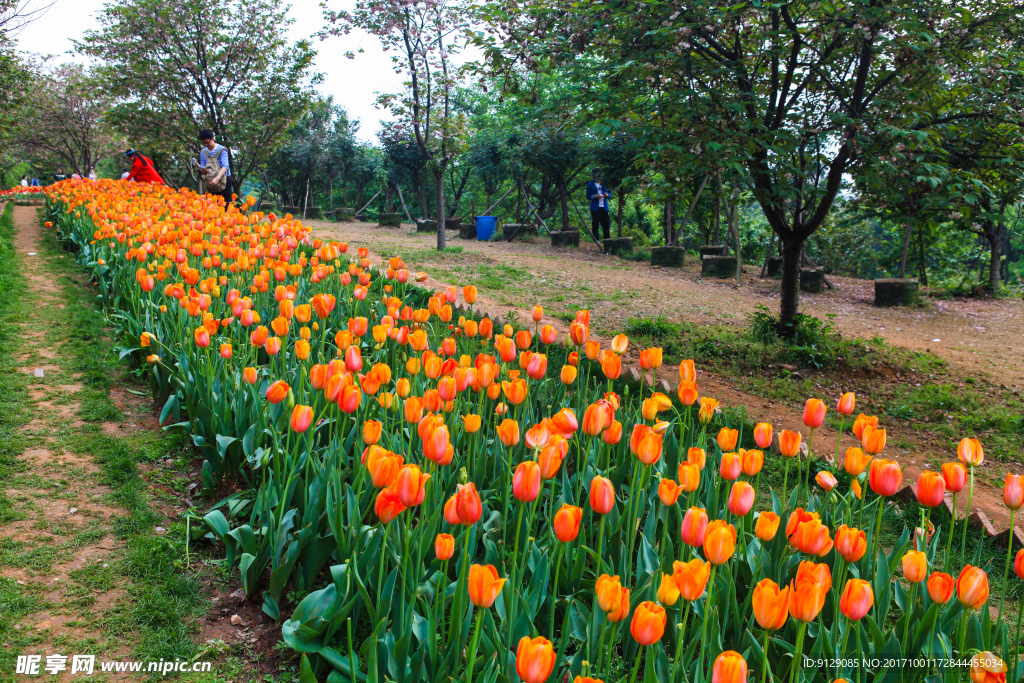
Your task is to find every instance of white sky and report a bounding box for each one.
[14,0,408,142]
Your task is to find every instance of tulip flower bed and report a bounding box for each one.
[40,179,1022,683]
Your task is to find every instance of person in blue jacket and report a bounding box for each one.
[586,170,611,245]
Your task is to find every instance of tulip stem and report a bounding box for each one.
[506,500,526,654]
[1013,598,1023,683]
[959,466,975,564]
[959,609,968,661]
[436,560,448,649]
[628,645,644,683]
[761,630,772,683]
[788,621,806,683]
[550,542,564,641]
[596,514,607,575]
[673,601,692,683]
[805,429,815,508]
[945,492,957,570]
[998,508,1016,624]
[465,610,483,683]
[871,494,885,582]
[833,417,845,468]
[901,582,915,651]
[781,459,791,515]
[347,618,356,683]
[839,618,852,680]
[700,565,718,677]
[595,618,608,676]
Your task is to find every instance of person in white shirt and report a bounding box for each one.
[19,175,27,187]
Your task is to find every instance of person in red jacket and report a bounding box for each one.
[123,149,165,184]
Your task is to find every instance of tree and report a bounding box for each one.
[78,0,318,194]
[16,61,121,177]
[325,0,468,249]
[467,128,509,212]
[521,126,587,232]
[592,134,640,236]
[477,0,1024,335]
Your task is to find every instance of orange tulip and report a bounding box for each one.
[630,601,667,645]
[836,392,856,416]
[468,564,506,608]
[717,428,739,452]
[560,365,577,384]
[538,443,564,480]
[596,574,628,614]
[917,472,945,508]
[629,424,662,465]
[463,414,482,433]
[957,565,990,609]
[943,462,967,493]
[658,478,682,506]
[423,421,453,465]
[365,447,403,488]
[590,476,616,515]
[1004,474,1024,510]
[712,651,747,683]
[861,424,886,455]
[641,393,672,421]
[362,419,383,445]
[834,525,867,563]
[541,325,558,345]
[553,504,583,542]
[435,533,455,560]
[452,483,482,526]
[704,520,736,565]
[789,514,833,557]
[752,579,789,630]
[243,367,258,384]
[639,347,663,369]
[678,462,700,492]
[657,572,680,606]
[497,418,521,447]
[728,481,755,516]
[501,379,527,405]
[600,350,621,379]
[778,429,802,457]
[788,561,831,622]
[680,507,709,548]
[1016,550,1024,580]
[605,333,627,355]
[839,579,874,620]
[868,459,902,496]
[374,486,406,524]
[550,407,578,437]
[290,405,314,433]
[970,653,1006,683]
[720,451,741,481]
[741,449,764,476]
[516,637,555,683]
[753,422,773,449]
[679,359,696,382]
[513,461,541,502]
[803,398,826,429]
[677,380,699,406]
[266,380,290,404]
[396,464,431,507]
[698,397,718,424]
[816,471,838,492]
[927,572,955,603]
[463,285,477,304]
[602,419,623,445]
[672,557,710,601]
[755,512,780,541]
[958,437,984,467]
[851,414,879,440]
[902,550,927,583]
[844,447,872,476]
[582,401,612,436]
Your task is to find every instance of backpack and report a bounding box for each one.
[203,144,228,193]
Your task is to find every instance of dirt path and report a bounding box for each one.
[310,221,1024,388]
[308,220,1023,531]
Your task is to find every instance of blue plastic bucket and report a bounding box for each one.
[476,216,496,241]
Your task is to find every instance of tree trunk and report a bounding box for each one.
[435,167,447,250]
[987,222,1003,292]
[416,175,428,219]
[898,221,913,278]
[779,236,805,338]
[329,176,334,213]
[917,223,928,287]
[516,181,522,223]
[617,187,624,237]
[665,201,674,245]
[558,182,570,232]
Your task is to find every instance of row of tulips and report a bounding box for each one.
[39,179,1021,683]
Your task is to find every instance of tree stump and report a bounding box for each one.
[550,230,579,247]
[378,213,401,228]
[874,278,919,306]
[800,268,824,293]
[335,207,355,221]
[282,206,301,216]
[702,255,737,279]
[459,221,477,239]
[700,245,727,257]
[355,214,369,222]
[258,202,277,214]
[650,246,685,268]
[445,216,462,231]
[416,219,437,233]
[303,207,324,220]
[603,237,634,255]
[766,256,783,278]
[503,223,537,240]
